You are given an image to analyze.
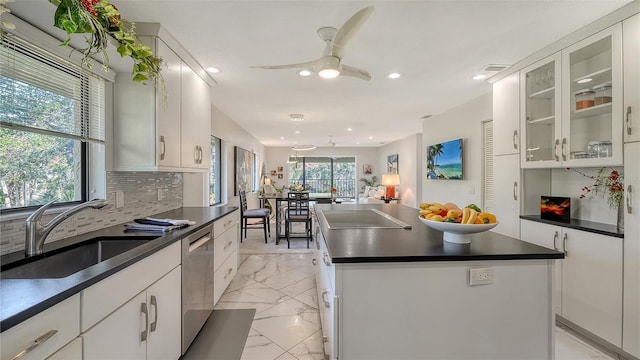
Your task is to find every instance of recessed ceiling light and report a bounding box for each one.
[388,72,401,79]
[295,130,300,134]
[577,78,593,84]
[290,114,304,122]
[356,142,360,145]
[299,69,312,77]
[473,74,487,80]
[206,67,221,73]
[347,128,353,131]
[368,136,373,140]
[280,136,285,140]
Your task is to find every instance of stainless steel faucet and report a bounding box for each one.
[25,199,108,256]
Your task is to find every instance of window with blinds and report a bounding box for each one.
[482,120,494,213]
[0,34,106,211]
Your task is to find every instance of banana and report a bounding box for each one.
[419,209,432,217]
[461,208,478,224]
[419,203,431,210]
[428,205,441,212]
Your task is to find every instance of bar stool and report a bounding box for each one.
[285,192,312,248]
[239,190,270,243]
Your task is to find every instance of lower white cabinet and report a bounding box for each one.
[520,220,563,314]
[213,211,240,304]
[83,266,181,360]
[47,337,82,360]
[492,154,521,238]
[314,229,336,360]
[520,220,623,347]
[0,294,80,360]
[623,142,640,358]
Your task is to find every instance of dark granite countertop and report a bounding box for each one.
[315,204,565,264]
[0,206,238,332]
[519,215,624,238]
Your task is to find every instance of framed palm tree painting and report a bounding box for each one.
[426,138,463,180]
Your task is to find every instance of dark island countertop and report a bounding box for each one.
[315,204,565,264]
[0,206,237,332]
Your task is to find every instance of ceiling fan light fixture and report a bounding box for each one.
[292,144,316,151]
[319,68,340,79]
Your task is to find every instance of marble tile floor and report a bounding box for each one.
[216,224,621,360]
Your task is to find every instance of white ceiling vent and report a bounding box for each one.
[483,64,510,72]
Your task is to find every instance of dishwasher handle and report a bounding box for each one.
[188,235,211,253]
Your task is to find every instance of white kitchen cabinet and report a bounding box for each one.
[520,220,563,315]
[83,266,182,360]
[562,227,623,347]
[47,337,82,360]
[491,154,521,238]
[181,64,211,170]
[520,53,562,168]
[112,31,211,172]
[0,294,80,360]
[314,229,336,360]
[623,142,640,358]
[493,73,520,156]
[560,24,623,167]
[623,14,640,143]
[213,212,240,304]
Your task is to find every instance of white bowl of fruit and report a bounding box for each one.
[418,202,498,244]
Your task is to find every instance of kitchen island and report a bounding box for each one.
[313,203,564,360]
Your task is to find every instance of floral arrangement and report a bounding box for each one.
[569,167,624,209]
[289,183,307,192]
[49,0,162,84]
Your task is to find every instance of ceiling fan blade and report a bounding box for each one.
[250,59,320,70]
[332,6,374,59]
[340,64,371,81]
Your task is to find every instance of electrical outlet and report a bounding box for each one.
[115,190,124,209]
[470,268,494,286]
[157,188,164,201]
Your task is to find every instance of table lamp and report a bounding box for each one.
[381,174,400,199]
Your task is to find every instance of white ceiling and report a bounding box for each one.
[7,1,632,148]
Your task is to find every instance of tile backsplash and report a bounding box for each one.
[0,172,183,256]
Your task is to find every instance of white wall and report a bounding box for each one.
[421,92,492,209]
[379,134,422,208]
[211,105,266,206]
[264,147,379,194]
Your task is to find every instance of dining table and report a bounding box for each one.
[259,192,333,244]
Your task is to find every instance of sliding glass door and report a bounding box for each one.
[288,157,356,198]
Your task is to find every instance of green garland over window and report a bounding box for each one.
[49,0,162,84]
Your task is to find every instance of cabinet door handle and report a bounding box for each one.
[141,302,149,342]
[561,138,567,161]
[10,330,58,360]
[194,146,200,164]
[512,130,518,149]
[322,289,330,308]
[513,181,518,201]
[223,240,233,251]
[563,233,568,257]
[224,267,233,280]
[627,185,633,214]
[553,231,558,251]
[626,106,632,136]
[150,295,158,332]
[159,136,166,161]
[323,252,331,266]
[554,139,560,161]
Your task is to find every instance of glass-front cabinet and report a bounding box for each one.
[521,24,623,168]
[521,53,562,167]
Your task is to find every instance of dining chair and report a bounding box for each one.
[285,192,312,248]
[239,190,270,243]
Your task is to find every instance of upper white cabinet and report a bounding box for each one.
[112,28,211,172]
[520,53,562,167]
[493,73,520,156]
[560,24,623,167]
[624,14,640,143]
[520,25,623,168]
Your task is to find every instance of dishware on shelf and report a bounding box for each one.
[418,217,498,244]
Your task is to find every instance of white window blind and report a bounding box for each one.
[0,34,105,143]
[482,120,494,213]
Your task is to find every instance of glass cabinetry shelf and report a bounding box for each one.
[521,24,622,168]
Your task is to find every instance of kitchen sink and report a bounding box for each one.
[0,236,159,279]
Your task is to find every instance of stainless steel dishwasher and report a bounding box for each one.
[181,224,214,354]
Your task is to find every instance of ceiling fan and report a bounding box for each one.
[251,6,375,81]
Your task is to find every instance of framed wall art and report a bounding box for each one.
[426,138,463,180]
[234,146,253,195]
[363,164,372,174]
[387,154,398,174]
